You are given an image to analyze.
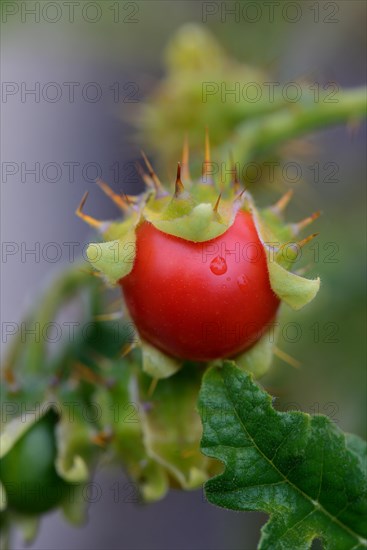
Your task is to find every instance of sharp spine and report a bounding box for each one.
[76,192,102,229]
[140,150,166,195]
[213,193,222,213]
[297,232,319,248]
[174,162,185,196]
[96,179,130,210]
[135,162,155,189]
[181,134,191,181]
[291,211,321,234]
[229,152,241,194]
[202,127,214,185]
[272,189,294,214]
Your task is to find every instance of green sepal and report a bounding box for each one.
[54,397,94,484]
[15,515,40,544]
[0,513,40,546]
[138,461,169,503]
[138,363,211,489]
[259,208,313,271]
[60,484,88,526]
[191,183,223,204]
[141,340,182,379]
[92,358,169,503]
[52,396,101,525]
[102,213,139,242]
[86,228,136,285]
[259,207,295,244]
[247,196,320,310]
[147,202,231,242]
[54,442,89,483]
[160,194,196,220]
[275,243,302,270]
[267,261,320,311]
[234,323,279,379]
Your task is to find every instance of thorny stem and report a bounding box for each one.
[220,86,367,162]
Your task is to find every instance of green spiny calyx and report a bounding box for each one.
[80,134,319,291]
[78,133,320,377]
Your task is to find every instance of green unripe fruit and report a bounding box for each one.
[0,410,70,514]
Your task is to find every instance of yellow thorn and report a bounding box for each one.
[147,377,158,397]
[73,362,105,384]
[213,193,222,213]
[202,127,214,183]
[346,117,362,140]
[78,267,103,279]
[91,430,113,447]
[297,232,319,248]
[106,296,124,312]
[135,162,154,189]
[205,126,211,165]
[140,150,164,193]
[122,192,133,207]
[277,233,319,262]
[234,188,246,202]
[229,152,241,194]
[174,162,185,196]
[274,347,301,369]
[3,367,16,386]
[272,189,294,214]
[181,449,197,459]
[181,134,191,181]
[76,192,102,229]
[292,211,321,233]
[96,178,130,210]
[121,342,136,358]
[93,312,124,321]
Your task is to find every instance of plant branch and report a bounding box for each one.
[221,86,367,162]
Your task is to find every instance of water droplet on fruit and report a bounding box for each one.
[237,274,249,292]
[210,256,227,275]
[226,277,231,282]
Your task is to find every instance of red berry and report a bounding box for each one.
[120,210,280,361]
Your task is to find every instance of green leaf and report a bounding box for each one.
[199,363,367,550]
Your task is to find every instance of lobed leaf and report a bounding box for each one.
[199,362,367,550]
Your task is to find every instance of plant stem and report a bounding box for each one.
[221,86,367,162]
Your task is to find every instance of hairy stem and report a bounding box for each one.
[221,86,367,162]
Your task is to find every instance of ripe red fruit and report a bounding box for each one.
[120,210,280,361]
